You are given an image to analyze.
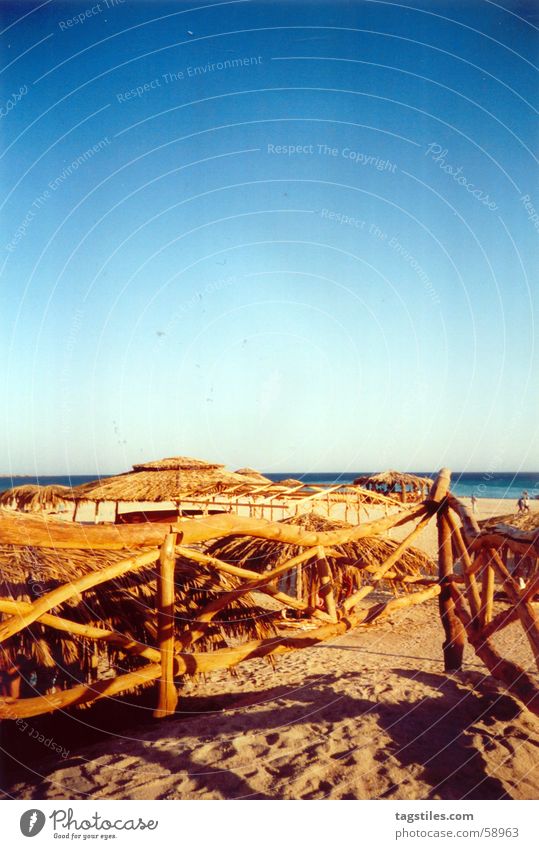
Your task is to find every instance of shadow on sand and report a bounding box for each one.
[3,663,525,800]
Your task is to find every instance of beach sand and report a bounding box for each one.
[5,498,539,801]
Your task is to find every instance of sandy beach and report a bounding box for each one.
[4,498,538,801]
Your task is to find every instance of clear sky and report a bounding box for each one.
[1,0,538,475]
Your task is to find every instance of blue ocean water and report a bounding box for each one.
[0,472,537,501]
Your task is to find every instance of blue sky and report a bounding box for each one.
[1,0,538,475]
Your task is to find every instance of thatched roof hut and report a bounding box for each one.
[72,456,262,503]
[353,470,433,502]
[0,544,275,697]
[207,512,435,604]
[0,485,74,514]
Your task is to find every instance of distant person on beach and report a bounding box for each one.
[471,494,477,513]
[523,491,530,513]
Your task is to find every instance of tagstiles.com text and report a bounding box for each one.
[394,811,520,841]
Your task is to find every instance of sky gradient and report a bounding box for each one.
[1,0,538,475]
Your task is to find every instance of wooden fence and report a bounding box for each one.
[0,468,537,721]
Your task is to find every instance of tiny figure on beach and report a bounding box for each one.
[518,491,530,514]
[471,494,478,513]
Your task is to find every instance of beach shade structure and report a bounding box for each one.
[0,484,75,515]
[275,478,305,488]
[234,467,273,484]
[478,511,539,584]
[206,512,436,606]
[0,543,276,700]
[68,455,267,522]
[353,471,433,503]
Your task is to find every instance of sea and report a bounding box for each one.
[0,472,537,501]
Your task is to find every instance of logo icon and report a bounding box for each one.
[20,810,46,837]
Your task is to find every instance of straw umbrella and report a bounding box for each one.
[353,471,433,503]
[69,456,267,522]
[0,485,75,514]
[206,512,435,605]
[234,467,273,484]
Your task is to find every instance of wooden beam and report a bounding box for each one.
[437,511,465,671]
[154,533,178,718]
[479,560,495,628]
[445,509,481,618]
[316,546,337,622]
[0,503,426,551]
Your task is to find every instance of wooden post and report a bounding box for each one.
[316,546,338,622]
[438,510,465,671]
[154,532,178,718]
[480,557,495,628]
[296,561,303,602]
[445,509,481,619]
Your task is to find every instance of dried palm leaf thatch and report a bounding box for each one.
[353,470,433,489]
[480,512,539,533]
[206,512,435,604]
[71,455,266,502]
[0,485,74,513]
[234,467,273,483]
[0,544,275,691]
[275,478,305,488]
[353,471,433,502]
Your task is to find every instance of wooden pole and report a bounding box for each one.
[479,560,495,628]
[154,532,178,718]
[445,509,481,619]
[316,546,338,622]
[0,502,425,550]
[437,511,465,671]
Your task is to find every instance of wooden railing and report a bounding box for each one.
[0,468,537,721]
